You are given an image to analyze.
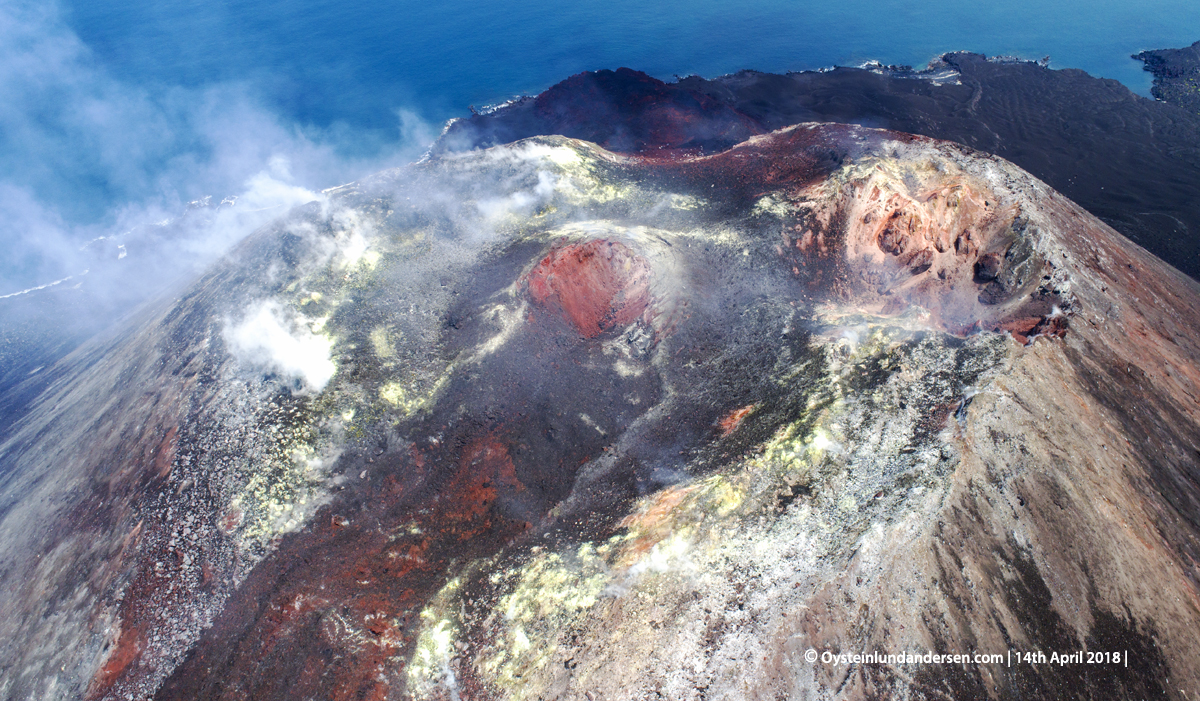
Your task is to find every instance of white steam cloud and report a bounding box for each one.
[0,0,434,303]
[475,170,557,220]
[224,300,336,394]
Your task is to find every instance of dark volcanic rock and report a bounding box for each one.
[1135,40,1200,114]
[437,52,1200,282]
[435,67,763,156]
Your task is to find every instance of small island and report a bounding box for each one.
[1135,40,1200,114]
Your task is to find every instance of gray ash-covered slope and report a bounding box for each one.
[0,197,276,440]
[1135,40,1200,115]
[1,123,1199,701]
[437,51,1200,282]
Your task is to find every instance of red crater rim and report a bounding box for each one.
[527,239,652,338]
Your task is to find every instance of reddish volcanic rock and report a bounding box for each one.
[444,438,524,523]
[527,239,652,337]
[86,624,144,699]
[716,405,755,437]
[996,314,1069,345]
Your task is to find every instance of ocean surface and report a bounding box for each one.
[63,0,1200,132]
[3,0,1199,291]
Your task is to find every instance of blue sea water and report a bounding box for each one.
[2,0,1199,292]
[64,0,1200,135]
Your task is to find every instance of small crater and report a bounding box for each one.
[526,240,653,338]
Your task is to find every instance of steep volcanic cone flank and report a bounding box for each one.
[8,129,1200,701]
[526,239,652,337]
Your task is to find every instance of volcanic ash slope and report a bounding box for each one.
[0,124,1198,701]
